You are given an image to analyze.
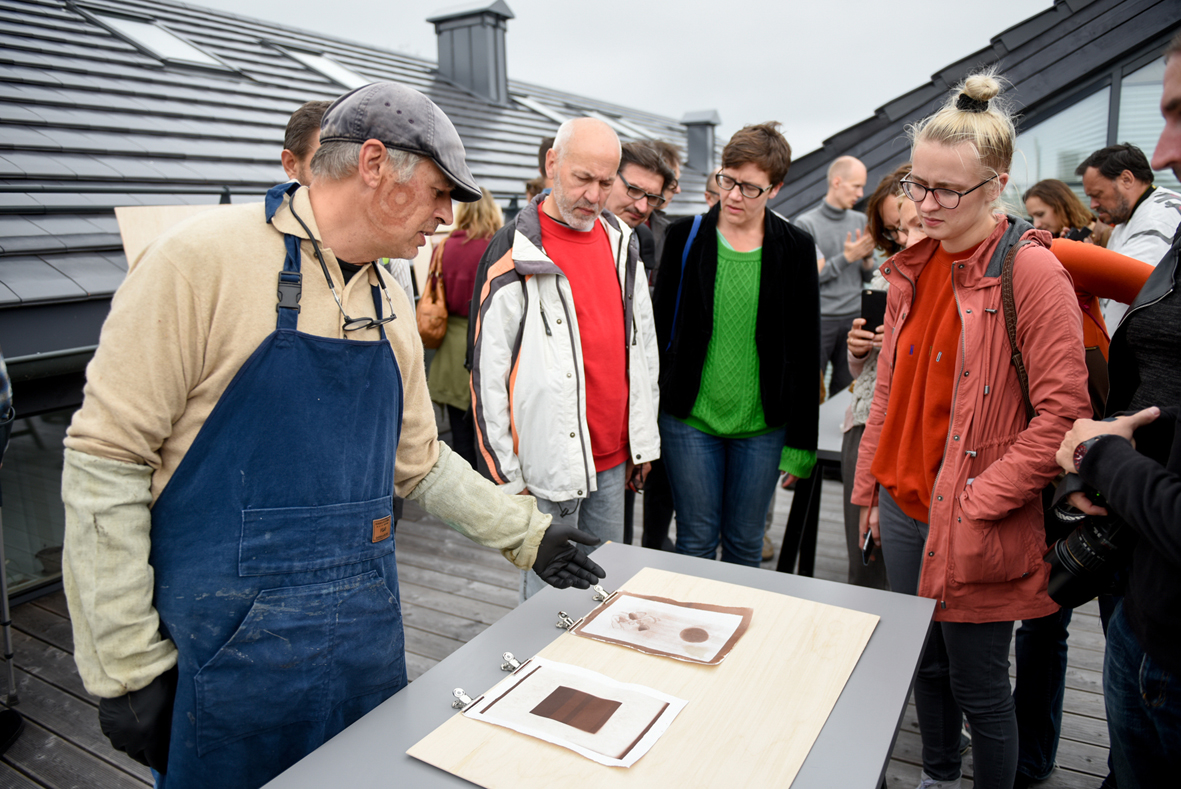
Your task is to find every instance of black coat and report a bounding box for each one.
[652,204,820,453]
[1081,228,1181,673]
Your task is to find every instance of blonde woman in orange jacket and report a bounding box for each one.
[851,72,1092,789]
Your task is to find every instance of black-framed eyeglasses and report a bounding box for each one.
[617,171,667,209]
[715,172,774,199]
[900,174,998,210]
[289,201,397,332]
[883,225,907,243]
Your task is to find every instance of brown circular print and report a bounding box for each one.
[680,627,709,643]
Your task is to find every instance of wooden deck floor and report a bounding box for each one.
[0,479,1109,788]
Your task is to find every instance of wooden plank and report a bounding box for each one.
[397,582,512,627]
[1,669,151,780]
[402,625,466,664]
[1,718,151,789]
[6,629,89,700]
[408,567,879,789]
[395,563,517,610]
[394,530,521,576]
[11,604,74,655]
[395,543,518,591]
[0,763,44,789]
[401,601,496,645]
[31,591,70,619]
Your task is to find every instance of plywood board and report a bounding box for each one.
[407,567,879,788]
[114,204,223,271]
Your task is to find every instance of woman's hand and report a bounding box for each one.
[858,505,880,547]
[847,318,885,359]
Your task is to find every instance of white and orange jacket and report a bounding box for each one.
[470,196,660,502]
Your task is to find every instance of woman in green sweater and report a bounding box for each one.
[653,123,821,566]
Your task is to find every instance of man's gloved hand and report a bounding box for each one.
[534,525,606,589]
[98,665,178,774]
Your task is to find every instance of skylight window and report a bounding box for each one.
[92,13,227,69]
[282,49,370,90]
[512,95,569,126]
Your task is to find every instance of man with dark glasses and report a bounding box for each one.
[60,82,605,789]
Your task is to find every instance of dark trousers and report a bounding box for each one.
[878,489,1018,789]
[1014,606,1073,781]
[840,425,889,589]
[445,405,478,470]
[640,458,675,551]
[819,314,857,393]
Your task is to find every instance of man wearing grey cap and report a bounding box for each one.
[60,82,605,789]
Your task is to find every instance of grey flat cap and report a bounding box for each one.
[320,82,482,202]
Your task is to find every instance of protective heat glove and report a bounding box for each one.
[533,524,606,589]
[98,665,177,774]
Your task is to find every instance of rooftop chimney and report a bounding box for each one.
[428,1,514,106]
[681,110,721,173]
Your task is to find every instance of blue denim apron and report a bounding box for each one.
[149,183,406,789]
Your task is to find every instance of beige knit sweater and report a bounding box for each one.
[62,187,547,696]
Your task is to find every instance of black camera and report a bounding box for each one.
[1044,475,1135,609]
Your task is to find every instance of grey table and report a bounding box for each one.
[264,542,934,789]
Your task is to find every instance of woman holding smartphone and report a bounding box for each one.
[851,72,1091,789]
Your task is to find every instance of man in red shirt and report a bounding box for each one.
[471,118,662,601]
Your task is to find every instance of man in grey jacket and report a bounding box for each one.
[795,155,876,393]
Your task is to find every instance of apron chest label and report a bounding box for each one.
[372,515,392,543]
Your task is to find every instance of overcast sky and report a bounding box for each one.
[190,0,1053,156]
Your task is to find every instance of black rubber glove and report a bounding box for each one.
[534,524,606,589]
[98,665,178,774]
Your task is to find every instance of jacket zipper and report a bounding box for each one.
[539,303,553,336]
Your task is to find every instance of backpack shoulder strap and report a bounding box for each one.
[1000,238,1036,422]
[666,214,704,353]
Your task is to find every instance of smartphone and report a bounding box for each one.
[861,289,888,332]
[861,529,875,566]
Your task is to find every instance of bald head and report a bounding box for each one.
[826,155,867,210]
[543,118,621,231]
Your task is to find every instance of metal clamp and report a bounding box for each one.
[556,611,578,630]
[592,584,618,603]
[451,688,475,711]
[500,652,522,672]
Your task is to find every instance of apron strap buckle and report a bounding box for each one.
[277,271,302,313]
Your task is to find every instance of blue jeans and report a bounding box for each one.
[658,412,784,567]
[1014,606,1072,781]
[519,462,626,602]
[1104,599,1181,788]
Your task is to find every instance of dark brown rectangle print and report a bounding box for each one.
[530,686,622,734]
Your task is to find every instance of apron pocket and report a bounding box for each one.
[194,570,405,757]
[240,496,394,576]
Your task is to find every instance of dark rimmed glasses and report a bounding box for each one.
[618,171,667,209]
[715,172,774,199]
[900,174,998,210]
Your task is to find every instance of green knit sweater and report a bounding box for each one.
[679,231,816,478]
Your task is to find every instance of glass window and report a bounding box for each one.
[1,408,74,596]
[1118,59,1181,192]
[95,14,226,69]
[284,50,370,90]
[1007,86,1110,207]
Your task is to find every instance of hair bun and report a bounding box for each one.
[962,73,1002,103]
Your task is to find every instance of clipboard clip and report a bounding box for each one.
[592,584,618,603]
[500,651,522,672]
[451,688,476,711]
[556,611,583,630]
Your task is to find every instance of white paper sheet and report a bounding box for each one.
[462,657,687,768]
[572,592,753,665]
